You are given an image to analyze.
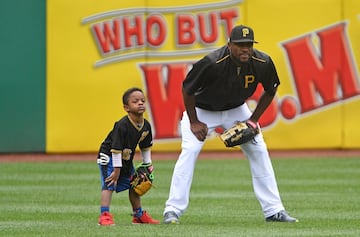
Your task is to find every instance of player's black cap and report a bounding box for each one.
[229,25,258,43]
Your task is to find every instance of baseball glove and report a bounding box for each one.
[130,163,154,196]
[219,121,259,147]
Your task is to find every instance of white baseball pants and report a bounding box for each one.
[164,103,285,218]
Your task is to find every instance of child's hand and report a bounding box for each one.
[105,168,121,187]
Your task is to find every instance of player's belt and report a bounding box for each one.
[195,102,245,111]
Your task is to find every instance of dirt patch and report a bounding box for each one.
[0,149,359,163]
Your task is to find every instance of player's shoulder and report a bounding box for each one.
[205,45,229,64]
[113,116,130,128]
[251,48,272,64]
[143,118,151,127]
[117,115,129,123]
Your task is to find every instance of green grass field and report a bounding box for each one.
[0,156,359,237]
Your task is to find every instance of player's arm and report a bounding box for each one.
[249,88,277,123]
[249,56,280,124]
[182,88,208,141]
[140,147,152,164]
[182,87,198,123]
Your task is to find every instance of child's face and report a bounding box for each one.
[124,91,146,114]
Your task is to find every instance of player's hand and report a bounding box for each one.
[190,121,208,141]
[105,167,121,187]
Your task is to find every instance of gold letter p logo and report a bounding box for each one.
[242,28,249,37]
[244,75,255,88]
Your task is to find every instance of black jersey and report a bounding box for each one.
[98,116,153,177]
[182,45,280,111]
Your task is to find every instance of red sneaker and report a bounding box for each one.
[98,211,115,226]
[132,211,160,224]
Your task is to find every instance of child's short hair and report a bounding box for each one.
[122,87,143,105]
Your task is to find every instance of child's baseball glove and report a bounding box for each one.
[130,163,154,196]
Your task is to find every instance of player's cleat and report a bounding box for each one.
[163,211,179,224]
[132,211,160,224]
[265,210,298,222]
[98,211,115,226]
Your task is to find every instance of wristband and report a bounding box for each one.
[112,152,122,167]
[246,120,257,129]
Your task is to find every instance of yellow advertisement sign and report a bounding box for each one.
[47,0,360,152]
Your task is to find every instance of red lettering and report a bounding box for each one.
[219,9,238,36]
[177,15,196,45]
[141,64,187,138]
[90,7,239,56]
[198,13,218,43]
[123,16,144,47]
[92,20,121,54]
[176,9,239,46]
[146,15,166,46]
[282,23,360,113]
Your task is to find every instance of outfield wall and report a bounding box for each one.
[0,1,46,152]
[1,0,359,153]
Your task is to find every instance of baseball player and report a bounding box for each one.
[163,25,298,224]
[97,87,159,225]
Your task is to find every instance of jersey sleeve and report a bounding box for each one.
[110,121,125,152]
[261,57,280,95]
[182,57,212,95]
[138,120,153,149]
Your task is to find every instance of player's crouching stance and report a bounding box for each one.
[163,25,297,224]
[97,87,159,226]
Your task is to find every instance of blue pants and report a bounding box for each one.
[98,154,134,193]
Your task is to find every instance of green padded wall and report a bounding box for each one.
[0,0,46,152]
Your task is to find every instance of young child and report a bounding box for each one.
[97,87,159,225]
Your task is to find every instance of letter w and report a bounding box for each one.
[140,64,187,139]
[92,20,121,54]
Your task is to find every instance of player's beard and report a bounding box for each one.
[230,53,250,66]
